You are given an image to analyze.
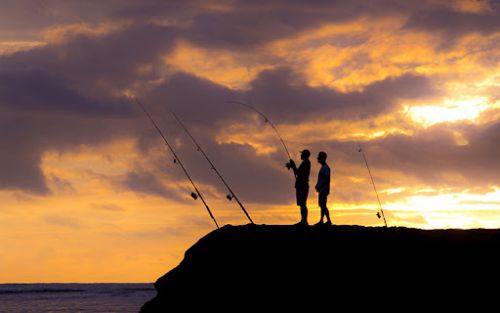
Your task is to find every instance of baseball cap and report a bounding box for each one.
[300,149,310,157]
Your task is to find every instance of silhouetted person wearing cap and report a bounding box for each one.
[287,150,311,225]
[315,151,332,226]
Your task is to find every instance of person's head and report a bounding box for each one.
[317,151,327,164]
[300,149,310,160]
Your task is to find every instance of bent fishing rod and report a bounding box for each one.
[227,100,292,161]
[132,97,220,229]
[358,143,388,227]
[169,109,254,225]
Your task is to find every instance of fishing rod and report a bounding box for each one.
[169,109,255,225]
[358,143,388,227]
[132,97,220,229]
[227,100,292,161]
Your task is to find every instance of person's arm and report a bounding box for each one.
[287,159,298,176]
[316,167,325,191]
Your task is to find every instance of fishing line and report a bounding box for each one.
[168,109,255,225]
[357,143,388,227]
[227,100,292,161]
[132,97,220,229]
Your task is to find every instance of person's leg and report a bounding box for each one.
[323,205,331,224]
[318,193,325,223]
[296,188,308,224]
[300,204,308,224]
[302,187,309,224]
[295,190,301,223]
[321,194,331,224]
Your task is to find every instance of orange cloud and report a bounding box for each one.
[268,18,499,95]
[0,40,44,56]
[42,21,129,44]
[165,40,274,89]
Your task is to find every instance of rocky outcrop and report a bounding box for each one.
[140,224,500,311]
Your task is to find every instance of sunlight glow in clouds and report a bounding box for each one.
[384,187,500,229]
[408,96,493,127]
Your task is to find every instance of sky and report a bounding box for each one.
[0,0,499,283]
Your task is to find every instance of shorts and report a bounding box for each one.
[318,193,328,208]
[296,187,309,206]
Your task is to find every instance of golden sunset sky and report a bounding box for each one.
[1,0,499,283]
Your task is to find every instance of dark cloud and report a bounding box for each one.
[121,170,185,201]
[345,122,500,187]
[0,106,140,193]
[0,20,179,194]
[182,9,333,50]
[147,67,436,127]
[404,8,500,38]
[144,71,238,127]
[180,0,452,50]
[178,140,294,205]
[4,1,496,51]
[244,68,437,123]
[0,0,187,39]
[1,22,176,97]
[110,0,198,21]
[0,138,48,194]
[0,70,128,115]
[0,0,65,40]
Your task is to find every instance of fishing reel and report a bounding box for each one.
[191,192,198,200]
[376,211,381,219]
[226,194,233,201]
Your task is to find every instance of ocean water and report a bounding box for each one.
[0,283,156,313]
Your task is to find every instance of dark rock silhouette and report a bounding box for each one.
[140,224,500,311]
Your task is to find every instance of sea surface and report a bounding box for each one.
[0,283,156,313]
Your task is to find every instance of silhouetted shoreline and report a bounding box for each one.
[141,224,500,311]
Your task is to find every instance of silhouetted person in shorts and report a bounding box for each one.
[287,150,311,225]
[315,151,332,226]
